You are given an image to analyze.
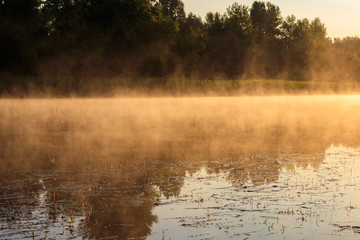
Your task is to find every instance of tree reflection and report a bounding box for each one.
[0,149,331,239]
[84,177,158,239]
[2,97,360,238]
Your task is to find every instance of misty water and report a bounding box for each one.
[1,96,360,239]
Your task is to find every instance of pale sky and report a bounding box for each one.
[181,0,360,39]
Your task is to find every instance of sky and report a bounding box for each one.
[181,0,360,39]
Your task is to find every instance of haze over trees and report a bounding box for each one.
[1,0,360,95]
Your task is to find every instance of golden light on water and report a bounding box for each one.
[2,95,360,239]
[2,0,360,238]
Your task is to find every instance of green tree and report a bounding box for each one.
[224,3,253,77]
[250,2,282,42]
[250,1,283,78]
[280,17,312,80]
[250,1,266,41]
[176,13,206,77]
[280,16,329,80]
[158,0,185,21]
[308,18,332,80]
[204,4,255,78]
[225,3,253,37]
[309,18,326,42]
[331,37,360,81]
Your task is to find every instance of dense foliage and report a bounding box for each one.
[1,0,360,95]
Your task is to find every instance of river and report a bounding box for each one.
[1,96,360,239]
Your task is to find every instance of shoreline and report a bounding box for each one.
[2,78,360,98]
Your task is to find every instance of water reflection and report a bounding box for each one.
[150,145,360,239]
[1,96,360,238]
[1,146,358,239]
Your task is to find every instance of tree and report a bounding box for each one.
[309,18,326,42]
[250,1,266,41]
[249,1,283,78]
[280,17,312,80]
[158,0,185,21]
[0,0,46,74]
[264,2,282,39]
[334,37,360,81]
[176,13,206,77]
[225,2,253,37]
[250,1,281,42]
[279,16,330,80]
[205,12,224,35]
[220,3,253,77]
[203,4,254,78]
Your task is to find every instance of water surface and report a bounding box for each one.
[1,96,360,239]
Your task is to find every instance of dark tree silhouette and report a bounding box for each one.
[0,0,359,95]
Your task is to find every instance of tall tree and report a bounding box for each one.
[222,3,253,77]
[225,3,253,37]
[249,1,283,78]
[176,13,206,76]
[250,1,282,42]
[205,12,224,35]
[158,0,185,21]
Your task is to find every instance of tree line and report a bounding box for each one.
[1,0,360,95]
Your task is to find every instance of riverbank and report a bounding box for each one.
[1,76,360,97]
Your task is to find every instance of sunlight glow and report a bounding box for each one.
[181,0,360,38]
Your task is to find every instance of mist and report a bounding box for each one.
[1,95,360,172]
[3,1,360,239]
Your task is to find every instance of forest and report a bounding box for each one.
[1,0,360,96]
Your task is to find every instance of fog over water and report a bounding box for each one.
[2,95,360,171]
[1,95,360,239]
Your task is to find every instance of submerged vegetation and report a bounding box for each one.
[1,0,360,96]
